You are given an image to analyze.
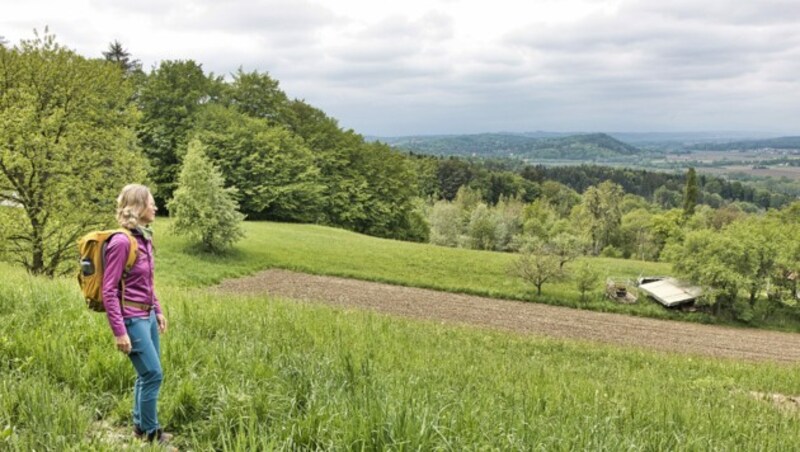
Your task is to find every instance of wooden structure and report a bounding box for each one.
[605,278,638,304]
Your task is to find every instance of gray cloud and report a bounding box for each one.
[5,0,800,135]
[93,0,338,33]
[328,13,453,63]
[633,0,800,25]
[472,1,800,135]
[89,0,176,18]
[195,0,337,32]
[309,13,455,92]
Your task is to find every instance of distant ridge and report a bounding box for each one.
[375,132,641,160]
[689,136,800,151]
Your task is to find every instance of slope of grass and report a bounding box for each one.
[156,220,684,321]
[2,263,800,450]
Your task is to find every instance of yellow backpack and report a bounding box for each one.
[77,229,138,312]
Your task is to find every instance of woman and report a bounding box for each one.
[102,184,172,444]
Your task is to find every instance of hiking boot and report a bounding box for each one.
[133,424,145,439]
[145,428,173,444]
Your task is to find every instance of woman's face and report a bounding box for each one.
[141,194,158,225]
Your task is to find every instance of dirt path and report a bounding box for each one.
[213,269,800,363]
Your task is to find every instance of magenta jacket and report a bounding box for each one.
[102,229,162,337]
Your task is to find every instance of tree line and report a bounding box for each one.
[0,33,427,275]
[416,157,794,211]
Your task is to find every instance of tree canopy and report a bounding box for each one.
[0,32,146,275]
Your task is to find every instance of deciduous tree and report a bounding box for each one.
[429,200,462,247]
[511,239,566,296]
[193,104,324,222]
[466,203,498,250]
[671,230,743,315]
[577,181,624,254]
[0,32,146,276]
[136,60,218,208]
[225,68,291,125]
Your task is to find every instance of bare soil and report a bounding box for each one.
[212,269,800,363]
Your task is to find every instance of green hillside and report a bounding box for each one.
[2,221,800,450]
[155,220,677,319]
[382,132,642,159]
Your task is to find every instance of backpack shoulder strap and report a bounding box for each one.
[116,229,138,274]
[113,229,138,311]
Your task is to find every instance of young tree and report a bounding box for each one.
[510,239,566,296]
[550,232,587,269]
[168,140,245,252]
[574,262,600,301]
[0,32,146,276]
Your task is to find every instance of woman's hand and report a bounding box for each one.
[157,314,168,334]
[116,334,132,354]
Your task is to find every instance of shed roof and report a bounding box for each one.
[638,278,702,307]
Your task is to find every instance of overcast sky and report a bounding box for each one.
[2,0,799,136]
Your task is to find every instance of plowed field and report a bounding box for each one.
[213,269,800,363]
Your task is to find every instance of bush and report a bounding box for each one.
[574,263,600,301]
[600,245,622,258]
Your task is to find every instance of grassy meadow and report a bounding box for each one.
[3,220,800,450]
[158,220,687,322]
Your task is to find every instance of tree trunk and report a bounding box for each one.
[28,213,46,275]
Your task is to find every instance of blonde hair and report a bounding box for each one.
[116,184,152,229]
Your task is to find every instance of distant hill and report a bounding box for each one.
[689,136,800,151]
[375,132,642,160]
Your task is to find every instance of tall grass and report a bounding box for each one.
[3,262,800,450]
